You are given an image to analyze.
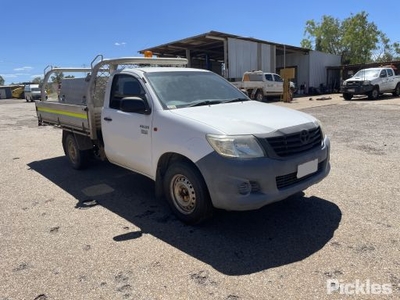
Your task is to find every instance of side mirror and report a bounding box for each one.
[120,97,151,115]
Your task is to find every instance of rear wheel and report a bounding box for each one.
[63,133,89,169]
[393,84,400,97]
[343,93,352,100]
[368,87,379,100]
[255,91,264,101]
[248,89,256,100]
[163,161,213,224]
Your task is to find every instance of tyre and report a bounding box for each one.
[248,89,256,100]
[255,91,264,101]
[63,133,89,169]
[368,87,379,100]
[392,84,400,97]
[343,93,352,100]
[163,161,213,224]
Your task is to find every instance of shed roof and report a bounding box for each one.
[139,30,310,61]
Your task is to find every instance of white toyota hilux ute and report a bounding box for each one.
[341,67,400,100]
[232,70,296,101]
[36,55,330,224]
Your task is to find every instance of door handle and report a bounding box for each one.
[103,117,112,122]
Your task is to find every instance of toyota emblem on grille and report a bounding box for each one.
[300,129,310,144]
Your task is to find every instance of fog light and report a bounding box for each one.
[238,181,251,195]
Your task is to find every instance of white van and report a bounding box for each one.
[24,84,42,102]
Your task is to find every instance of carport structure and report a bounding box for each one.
[139,30,310,82]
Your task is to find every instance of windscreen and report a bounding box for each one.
[353,69,379,80]
[146,71,247,109]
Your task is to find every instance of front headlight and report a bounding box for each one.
[206,134,265,158]
[363,80,371,85]
[314,119,326,140]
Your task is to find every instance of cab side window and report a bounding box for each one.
[109,74,145,109]
[273,74,283,82]
[265,74,273,81]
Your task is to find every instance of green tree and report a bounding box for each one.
[51,71,64,85]
[373,33,400,62]
[301,11,399,64]
[50,72,75,84]
[0,75,4,85]
[301,15,343,55]
[32,77,43,84]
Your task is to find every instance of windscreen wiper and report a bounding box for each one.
[223,98,249,103]
[188,100,222,107]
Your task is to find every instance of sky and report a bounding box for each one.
[1,0,400,85]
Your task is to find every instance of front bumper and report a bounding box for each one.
[341,84,374,95]
[196,136,330,211]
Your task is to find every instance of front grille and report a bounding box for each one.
[276,161,324,190]
[346,81,363,87]
[265,127,322,157]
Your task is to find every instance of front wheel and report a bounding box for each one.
[343,93,352,100]
[163,161,213,224]
[393,84,400,97]
[368,87,379,100]
[63,133,89,169]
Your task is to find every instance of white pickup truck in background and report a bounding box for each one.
[232,70,295,101]
[341,67,400,100]
[24,84,42,102]
[36,55,330,224]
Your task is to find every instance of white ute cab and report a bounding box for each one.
[36,56,331,224]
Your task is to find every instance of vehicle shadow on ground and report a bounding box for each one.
[344,93,398,101]
[29,157,342,276]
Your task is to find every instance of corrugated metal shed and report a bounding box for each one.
[140,31,307,60]
[0,86,12,99]
[309,51,342,90]
[139,30,342,93]
[139,31,310,79]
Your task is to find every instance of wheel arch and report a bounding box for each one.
[62,130,92,170]
[247,88,260,100]
[368,85,380,100]
[158,152,214,224]
[155,152,204,200]
[62,130,93,152]
[393,82,400,96]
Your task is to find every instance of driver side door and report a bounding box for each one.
[101,73,153,177]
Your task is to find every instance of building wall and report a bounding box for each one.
[227,38,258,79]
[261,44,274,73]
[308,51,341,91]
[276,52,309,88]
[227,39,279,80]
[226,38,341,90]
[191,58,222,75]
[276,51,341,92]
[0,87,12,99]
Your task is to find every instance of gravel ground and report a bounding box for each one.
[0,94,399,300]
